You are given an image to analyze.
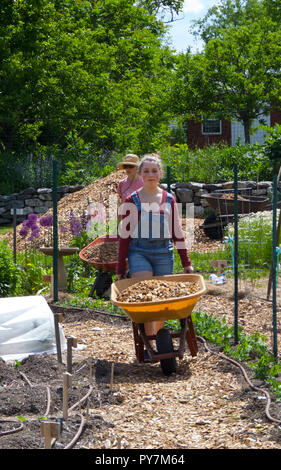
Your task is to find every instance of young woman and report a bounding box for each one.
[117,154,193,343]
[117,154,143,204]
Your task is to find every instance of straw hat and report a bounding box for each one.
[117,154,139,170]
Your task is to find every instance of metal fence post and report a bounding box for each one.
[272,175,278,360]
[233,163,239,345]
[52,159,58,302]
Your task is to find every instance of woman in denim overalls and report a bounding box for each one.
[117,154,193,343]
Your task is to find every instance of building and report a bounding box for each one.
[187,110,281,148]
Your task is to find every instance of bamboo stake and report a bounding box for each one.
[63,372,72,420]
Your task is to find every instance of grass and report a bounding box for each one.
[0,226,12,235]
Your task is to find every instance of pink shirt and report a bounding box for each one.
[117,176,143,203]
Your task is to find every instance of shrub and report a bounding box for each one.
[159,142,272,184]
[0,243,20,296]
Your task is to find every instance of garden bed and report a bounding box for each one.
[1,280,281,450]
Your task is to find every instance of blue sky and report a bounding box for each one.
[165,0,220,52]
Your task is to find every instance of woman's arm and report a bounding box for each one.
[116,196,138,278]
[170,197,193,270]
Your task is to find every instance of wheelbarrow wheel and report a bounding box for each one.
[156,328,177,376]
[203,213,224,240]
[89,272,113,298]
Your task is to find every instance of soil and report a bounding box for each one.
[1,282,281,451]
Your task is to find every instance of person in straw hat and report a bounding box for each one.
[117,154,143,204]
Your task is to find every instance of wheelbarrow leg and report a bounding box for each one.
[132,322,144,363]
[186,316,198,357]
[132,322,157,363]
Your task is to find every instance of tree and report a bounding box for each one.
[191,0,266,44]
[172,6,281,143]
[0,0,177,154]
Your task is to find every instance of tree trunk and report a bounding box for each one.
[243,119,251,144]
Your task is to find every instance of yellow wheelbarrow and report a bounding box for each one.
[111,274,206,376]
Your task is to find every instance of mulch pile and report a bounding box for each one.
[0,170,126,252]
[0,170,222,254]
[82,241,119,263]
[116,279,200,303]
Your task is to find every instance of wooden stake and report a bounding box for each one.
[40,421,60,449]
[67,336,78,374]
[63,372,72,420]
[53,313,63,363]
[210,260,227,275]
[110,363,114,391]
[89,358,93,380]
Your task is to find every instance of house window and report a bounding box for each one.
[202,119,222,135]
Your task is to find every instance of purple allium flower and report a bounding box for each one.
[19,227,29,238]
[28,213,38,223]
[45,215,53,227]
[30,223,39,231]
[39,215,53,227]
[60,225,68,233]
[32,229,40,238]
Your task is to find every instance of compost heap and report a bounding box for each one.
[83,241,119,263]
[116,279,199,303]
[1,170,126,252]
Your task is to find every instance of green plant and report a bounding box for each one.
[226,210,280,273]
[16,262,46,295]
[0,243,20,296]
[191,310,281,401]
[159,142,272,184]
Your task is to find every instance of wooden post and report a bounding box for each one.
[210,260,227,275]
[40,421,60,449]
[67,336,78,374]
[110,363,114,391]
[53,313,63,364]
[63,372,72,420]
[89,358,93,380]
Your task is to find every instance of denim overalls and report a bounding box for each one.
[128,191,174,275]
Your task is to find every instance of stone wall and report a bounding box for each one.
[0,185,84,226]
[0,180,276,226]
[162,180,275,218]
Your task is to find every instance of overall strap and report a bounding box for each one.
[131,191,141,211]
[166,192,173,205]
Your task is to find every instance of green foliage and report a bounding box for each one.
[0,0,175,162]
[191,310,281,401]
[0,243,20,296]
[58,295,123,315]
[260,123,281,175]
[16,262,46,296]
[192,311,237,348]
[160,142,272,184]
[226,210,280,271]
